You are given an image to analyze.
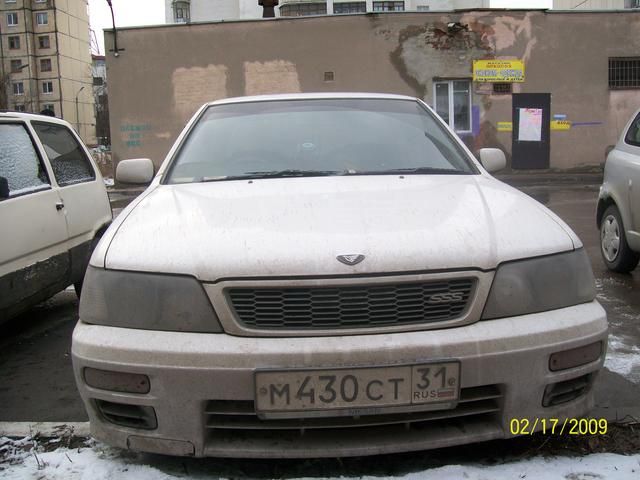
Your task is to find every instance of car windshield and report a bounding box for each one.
[165,98,477,184]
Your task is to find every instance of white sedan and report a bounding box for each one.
[72,93,607,458]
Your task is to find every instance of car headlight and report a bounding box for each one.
[482,249,596,320]
[79,266,223,332]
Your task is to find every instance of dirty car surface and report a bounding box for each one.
[72,93,608,458]
[597,108,640,273]
[0,113,112,323]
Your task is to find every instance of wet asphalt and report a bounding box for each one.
[0,181,638,423]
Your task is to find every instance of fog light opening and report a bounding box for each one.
[543,373,593,407]
[549,341,602,372]
[84,367,150,394]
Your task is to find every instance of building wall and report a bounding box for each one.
[164,0,486,22]
[105,11,640,170]
[552,0,625,9]
[0,0,95,143]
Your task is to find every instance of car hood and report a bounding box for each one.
[103,175,578,280]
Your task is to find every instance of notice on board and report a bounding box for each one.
[518,108,542,142]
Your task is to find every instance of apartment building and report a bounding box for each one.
[165,0,490,22]
[0,0,95,143]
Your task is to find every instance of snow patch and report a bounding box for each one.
[605,335,640,383]
[1,437,640,480]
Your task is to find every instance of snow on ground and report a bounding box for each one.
[605,335,640,384]
[1,437,640,480]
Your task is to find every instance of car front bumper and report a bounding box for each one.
[72,300,608,458]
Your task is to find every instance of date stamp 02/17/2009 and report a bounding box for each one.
[509,418,608,436]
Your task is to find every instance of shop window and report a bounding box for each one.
[433,80,472,133]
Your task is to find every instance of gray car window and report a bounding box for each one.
[624,113,640,147]
[0,123,50,198]
[32,122,96,187]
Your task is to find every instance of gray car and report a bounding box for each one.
[598,109,640,273]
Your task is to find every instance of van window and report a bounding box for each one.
[32,122,96,187]
[0,123,50,198]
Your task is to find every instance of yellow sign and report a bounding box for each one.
[551,120,572,131]
[497,121,513,132]
[473,60,525,83]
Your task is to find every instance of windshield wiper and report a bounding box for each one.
[201,169,344,182]
[349,167,468,175]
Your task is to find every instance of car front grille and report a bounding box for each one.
[226,278,475,330]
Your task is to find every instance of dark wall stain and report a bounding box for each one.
[389,24,430,97]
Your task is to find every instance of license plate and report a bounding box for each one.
[255,362,460,415]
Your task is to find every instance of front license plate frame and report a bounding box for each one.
[254,361,460,418]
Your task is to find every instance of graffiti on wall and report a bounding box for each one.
[121,123,152,148]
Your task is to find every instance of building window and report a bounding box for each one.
[417,5,430,11]
[42,81,54,94]
[14,104,26,112]
[334,2,366,13]
[8,35,20,49]
[172,1,190,23]
[36,12,48,25]
[372,1,404,11]
[7,12,18,26]
[5,0,18,4]
[492,83,512,94]
[42,103,55,114]
[609,57,640,89]
[433,79,472,133]
[38,35,50,49]
[13,82,24,95]
[40,58,52,72]
[10,59,23,73]
[324,71,334,82]
[279,3,327,16]
[34,0,48,3]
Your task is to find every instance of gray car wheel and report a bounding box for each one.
[600,205,639,273]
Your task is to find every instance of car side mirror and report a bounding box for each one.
[116,158,154,184]
[478,148,507,173]
[0,176,9,200]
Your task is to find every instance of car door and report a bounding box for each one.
[0,120,70,318]
[622,113,640,233]
[30,121,111,247]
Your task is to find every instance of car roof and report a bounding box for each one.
[207,92,420,107]
[0,111,73,127]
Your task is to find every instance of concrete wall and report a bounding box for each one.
[105,11,640,170]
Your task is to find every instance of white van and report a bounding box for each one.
[0,112,112,323]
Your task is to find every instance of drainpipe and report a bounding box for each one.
[75,85,84,135]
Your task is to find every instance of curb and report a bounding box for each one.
[0,422,90,438]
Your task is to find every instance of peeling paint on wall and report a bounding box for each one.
[172,65,228,121]
[244,60,301,96]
